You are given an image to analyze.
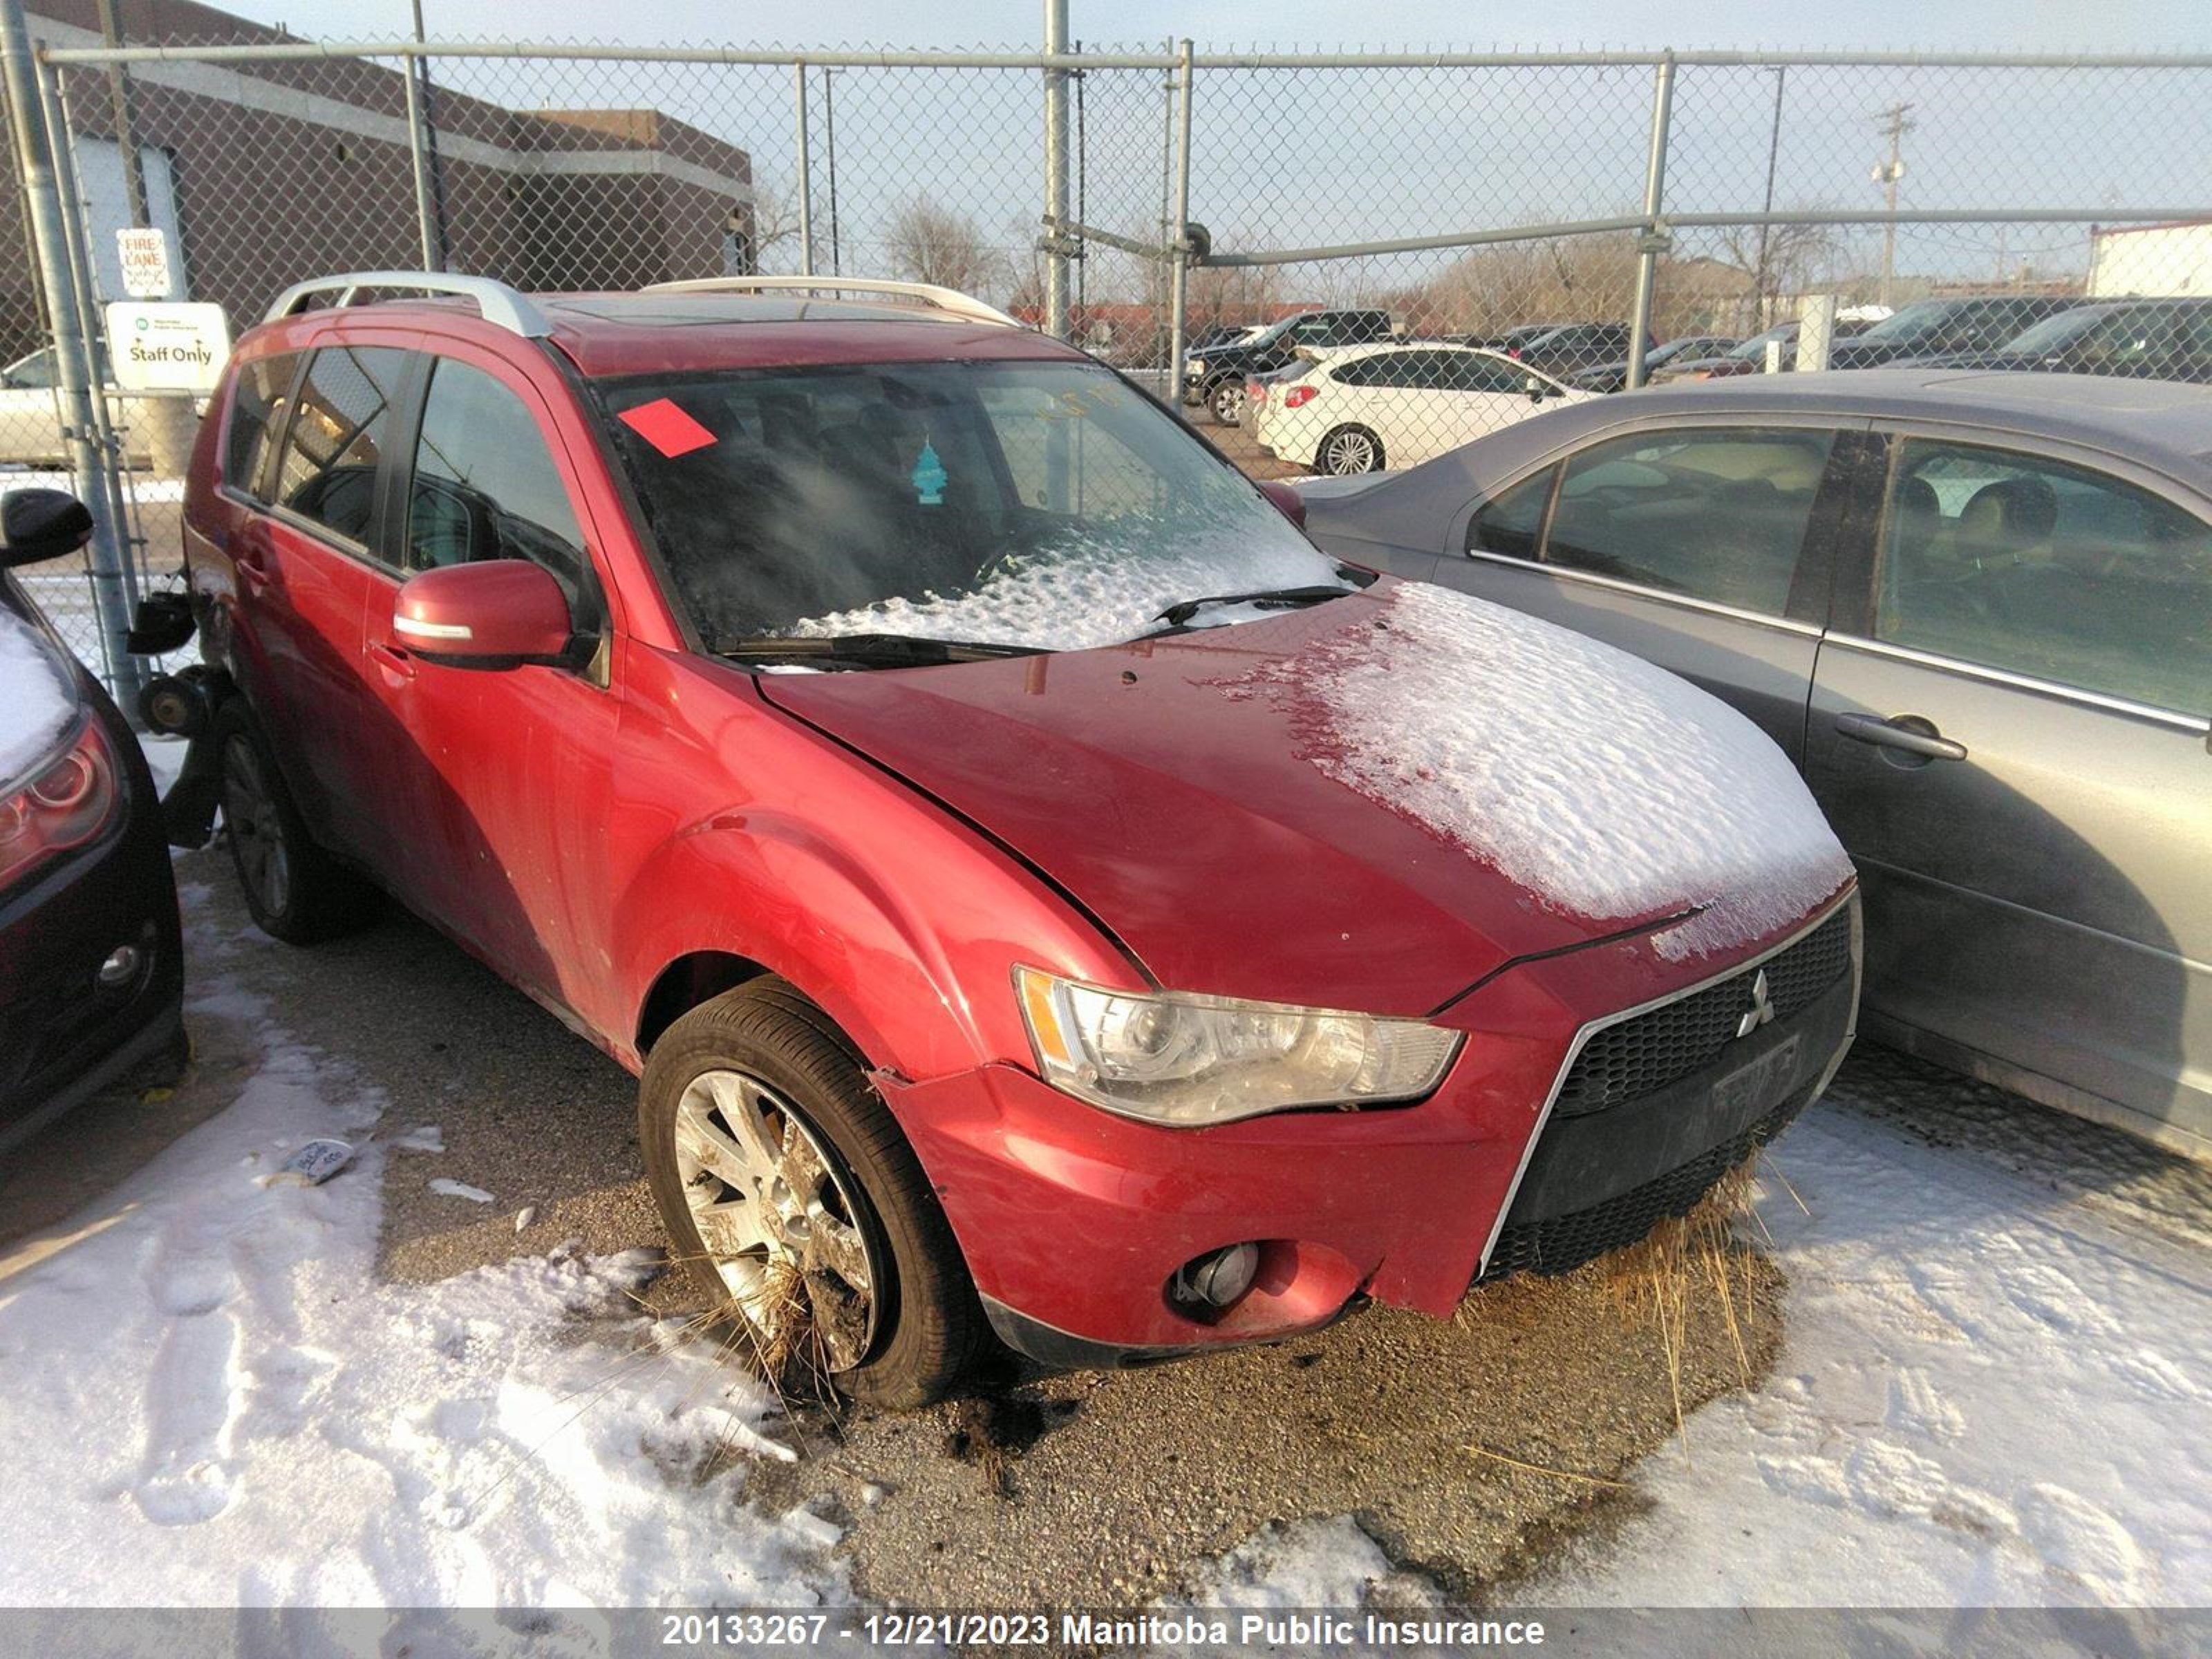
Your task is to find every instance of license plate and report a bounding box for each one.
[1712,1035,1802,1119]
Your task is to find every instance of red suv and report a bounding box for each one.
[169,274,1859,1405]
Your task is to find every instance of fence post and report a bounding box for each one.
[1166,39,1194,412]
[1624,50,1675,391]
[401,26,440,269]
[0,2,138,704]
[792,63,814,276]
[1042,0,1071,339]
[39,55,144,632]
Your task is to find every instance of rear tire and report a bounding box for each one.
[1208,379,1246,427]
[639,980,984,1408]
[1318,424,1385,476]
[212,702,377,945]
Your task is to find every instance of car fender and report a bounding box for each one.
[610,796,1131,1087]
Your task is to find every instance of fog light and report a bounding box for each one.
[97,944,141,988]
[1172,1242,1260,1311]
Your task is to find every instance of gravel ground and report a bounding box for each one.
[17,851,1797,1605]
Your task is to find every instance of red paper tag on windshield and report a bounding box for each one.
[618,397,716,458]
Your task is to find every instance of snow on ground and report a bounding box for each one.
[1219,581,1854,960]
[0,892,844,1611]
[1229,1083,2211,1611]
[1532,1097,2211,1606]
[0,603,78,786]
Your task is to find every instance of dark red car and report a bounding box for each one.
[171,273,1859,1405]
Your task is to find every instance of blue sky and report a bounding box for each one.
[224,0,2212,52]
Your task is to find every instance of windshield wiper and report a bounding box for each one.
[1150,584,1353,629]
[717,632,1044,668]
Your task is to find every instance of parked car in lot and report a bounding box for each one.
[1649,324,1798,383]
[1295,371,2212,1159]
[1897,296,2212,383]
[1506,322,1656,379]
[1,488,185,1147]
[1568,335,1741,394]
[1250,342,1590,474]
[163,270,1861,1405]
[1447,323,1562,354]
[1182,308,1396,425]
[1823,294,2080,371]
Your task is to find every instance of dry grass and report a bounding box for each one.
[1596,1159,1768,1463]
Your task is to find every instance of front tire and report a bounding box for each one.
[639,980,983,1408]
[212,702,376,945]
[1318,424,1385,476]
[1208,378,1246,426]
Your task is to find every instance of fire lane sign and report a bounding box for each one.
[106,301,232,393]
[115,226,175,299]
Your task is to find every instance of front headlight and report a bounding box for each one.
[1013,967,1462,1126]
[1187,357,1208,375]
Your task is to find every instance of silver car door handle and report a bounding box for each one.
[1835,712,1968,762]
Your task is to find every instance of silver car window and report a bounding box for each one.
[1876,438,2212,716]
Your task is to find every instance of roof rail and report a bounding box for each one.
[644,275,1021,329]
[263,272,552,339]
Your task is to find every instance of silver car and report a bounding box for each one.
[1297,370,2212,1160]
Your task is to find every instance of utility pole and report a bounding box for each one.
[1752,66,1785,328]
[1871,101,1913,308]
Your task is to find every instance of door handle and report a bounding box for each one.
[234,541,271,583]
[366,637,415,684]
[1834,711,1967,762]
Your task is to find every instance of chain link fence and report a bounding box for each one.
[3,20,2211,693]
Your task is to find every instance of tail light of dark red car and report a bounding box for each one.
[1282,384,1318,409]
[0,718,120,892]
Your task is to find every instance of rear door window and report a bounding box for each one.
[1874,438,2212,714]
[272,345,406,547]
[1543,427,1838,613]
[224,350,301,500]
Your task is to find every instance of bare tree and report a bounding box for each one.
[884,198,1006,296]
[741,178,808,274]
[1707,214,1846,328]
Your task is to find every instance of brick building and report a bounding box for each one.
[1,0,756,357]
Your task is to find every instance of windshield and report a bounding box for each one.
[599,359,1344,655]
[1998,308,2118,354]
[1727,328,1791,360]
[1243,314,1313,350]
[1857,300,1958,342]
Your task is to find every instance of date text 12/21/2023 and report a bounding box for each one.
[656,1612,1550,1649]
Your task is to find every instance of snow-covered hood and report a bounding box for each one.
[757,580,1853,1017]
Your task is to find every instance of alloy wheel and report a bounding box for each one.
[221,734,291,917]
[673,1067,881,1371]
[1211,382,1246,425]
[1322,428,1380,475]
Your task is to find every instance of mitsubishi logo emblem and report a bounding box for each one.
[1736,969,1776,1039]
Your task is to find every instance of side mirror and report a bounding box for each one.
[1257,479,1307,527]
[1,487,93,568]
[391,559,577,671]
[1526,377,1548,403]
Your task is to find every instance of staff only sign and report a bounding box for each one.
[106,301,232,393]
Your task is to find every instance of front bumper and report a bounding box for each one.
[887,892,1859,1367]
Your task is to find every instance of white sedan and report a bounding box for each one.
[1250,342,1591,476]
